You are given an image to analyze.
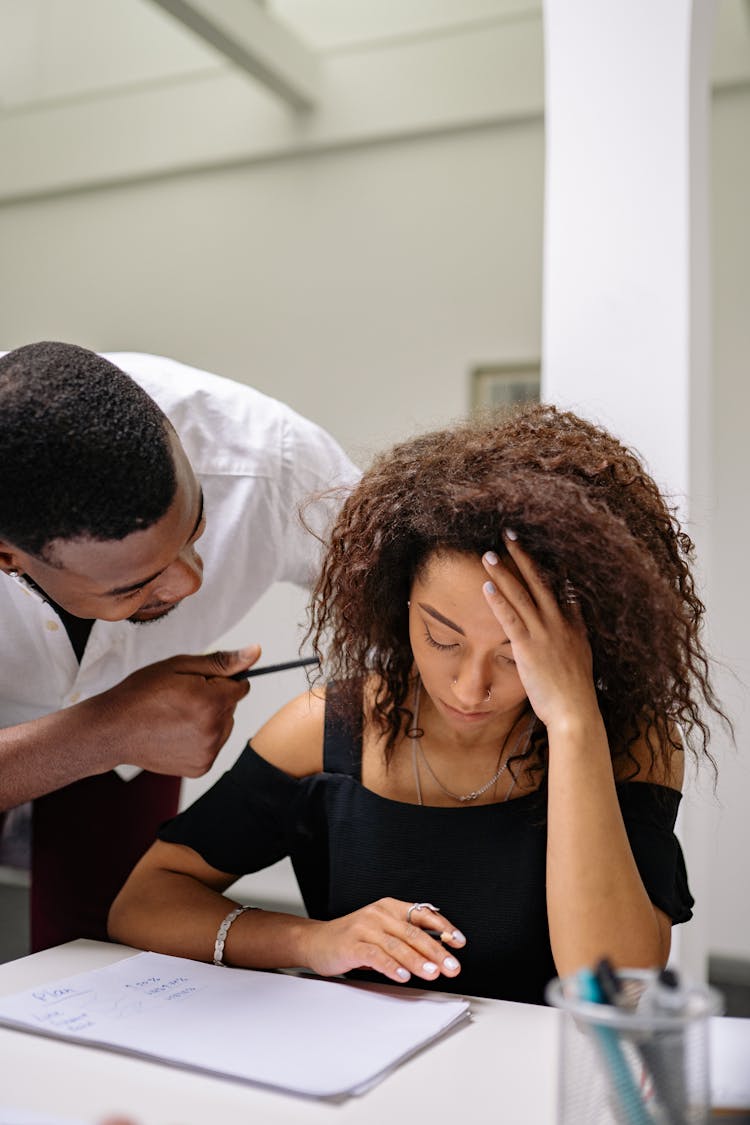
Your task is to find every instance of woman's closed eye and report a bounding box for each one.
[423,627,458,652]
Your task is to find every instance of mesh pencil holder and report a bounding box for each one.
[546,969,723,1125]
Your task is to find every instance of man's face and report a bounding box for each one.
[1,432,206,623]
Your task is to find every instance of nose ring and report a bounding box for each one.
[451,678,492,701]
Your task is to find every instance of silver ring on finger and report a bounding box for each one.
[406,901,440,925]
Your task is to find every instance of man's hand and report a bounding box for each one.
[97,645,261,777]
[0,646,262,810]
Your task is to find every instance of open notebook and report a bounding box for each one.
[0,951,470,1100]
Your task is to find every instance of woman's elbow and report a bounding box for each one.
[107,883,135,944]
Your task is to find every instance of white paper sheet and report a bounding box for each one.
[0,952,469,1100]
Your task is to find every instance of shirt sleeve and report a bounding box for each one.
[158,742,314,876]
[617,782,694,924]
[275,409,361,588]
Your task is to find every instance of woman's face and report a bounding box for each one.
[408,550,528,734]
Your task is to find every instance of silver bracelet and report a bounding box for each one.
[213,904,254,966]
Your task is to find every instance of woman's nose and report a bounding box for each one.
[450,664,492,708]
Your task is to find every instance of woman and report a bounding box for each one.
[109,405,723,1004]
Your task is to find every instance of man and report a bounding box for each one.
[0,342,358,948]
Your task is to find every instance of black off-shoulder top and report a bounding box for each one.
[159,685,693,1005]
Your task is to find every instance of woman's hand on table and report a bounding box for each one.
[301,898,465,985]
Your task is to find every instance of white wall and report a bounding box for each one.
[706,84,750,960]
[541,0,717,982]
[0,124,543,459]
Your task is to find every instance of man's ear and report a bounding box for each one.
[0,541,24,575]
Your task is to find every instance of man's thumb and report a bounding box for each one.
[193,644,262,678]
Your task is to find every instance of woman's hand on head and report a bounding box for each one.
[301,899,465,985]
[481,537,599,732]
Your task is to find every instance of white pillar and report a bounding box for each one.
[541,0,716,980]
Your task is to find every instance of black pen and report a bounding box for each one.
[642,968,689,1124]
[595,958,685,1125]
[594,957,623,1007]
[231,656,320,682]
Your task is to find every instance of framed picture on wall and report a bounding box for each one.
[471,363,540,411]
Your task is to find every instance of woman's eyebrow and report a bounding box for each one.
[418,600,513,647]
[418,602,465,635]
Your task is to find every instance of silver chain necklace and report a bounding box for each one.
[409,677,534,806]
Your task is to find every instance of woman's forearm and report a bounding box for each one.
[108,868,316,969]
[545,711,667,977]
[109,864,466,987]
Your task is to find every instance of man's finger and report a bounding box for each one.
[172,645,262,679]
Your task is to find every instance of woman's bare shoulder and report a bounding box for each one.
[250,686,327,779]
[614,721,685,790]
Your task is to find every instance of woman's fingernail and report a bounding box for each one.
[422,961,438,975]
[443,956,459,971]
[484,581,497,595]
[483,550,499,566]
[505,528,518,541]
[451,929,466,945]
[396,967,410,981]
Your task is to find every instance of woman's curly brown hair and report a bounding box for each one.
[307,403,726,783]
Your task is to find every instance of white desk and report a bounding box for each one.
[0,941,560,1125]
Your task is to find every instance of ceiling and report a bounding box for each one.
[0,0,541,110]
[0,0,747,204]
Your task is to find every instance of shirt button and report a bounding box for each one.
[45,620,60,631]
[69,692,81,704]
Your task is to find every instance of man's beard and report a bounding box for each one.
[128,602,179,625]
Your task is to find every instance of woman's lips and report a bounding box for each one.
[441,701,493,723]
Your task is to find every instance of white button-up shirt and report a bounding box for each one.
[0,351,359,742]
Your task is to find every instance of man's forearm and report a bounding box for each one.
[0,646,259,811]
[0,697,119,810]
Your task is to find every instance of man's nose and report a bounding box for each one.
[152,549,203,604]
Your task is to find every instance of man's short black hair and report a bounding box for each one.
[0,341,177,560]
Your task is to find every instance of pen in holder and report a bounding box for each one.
[546,965,723,1125]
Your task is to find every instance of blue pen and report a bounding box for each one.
[576,967,655,1125]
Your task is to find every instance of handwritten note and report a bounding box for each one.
[0,952,469,1099]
